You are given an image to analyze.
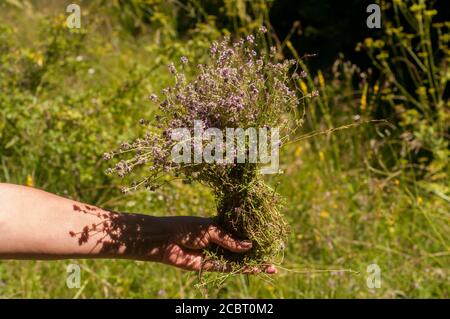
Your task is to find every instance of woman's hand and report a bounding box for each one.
[157,216,277,273]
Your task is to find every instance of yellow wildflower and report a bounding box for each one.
[318,70,325,88]
[373,84,379,94]
[319,210,330,219]
[26,175,34,187]
[417,196,423,205]
[360,83,368,112]
[364,38,374,48]
[424,10,437,17]
[319,151,325,161]
[360,94,367,112]
[295,145,302,157]
[299,80,308,94]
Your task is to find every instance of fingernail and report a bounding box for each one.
[241,240,252,247]
[265,265,277,274]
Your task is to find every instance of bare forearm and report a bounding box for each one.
[0,183,166,260]
[0,183,273,273]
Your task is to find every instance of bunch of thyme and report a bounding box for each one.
[105,27,301,269]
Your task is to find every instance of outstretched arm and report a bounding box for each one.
[0,183,275,273]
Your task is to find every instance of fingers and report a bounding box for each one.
[201,259,233,272]
[162,244,232,272]
[162,243,277,274]
[239,264,277,274]
[265,264,278,274]
[162,243,233,272]
[164,219,276,274]
[207,225,253,253]
[161,243,205,271]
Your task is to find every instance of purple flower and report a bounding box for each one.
[220,67,232,79]
[250,84,259,96]
[168,63,177,75]
[246,34,255,43]
[270,46,276,56]
[210,42,218,55]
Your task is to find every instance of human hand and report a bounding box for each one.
[156,216,277,274]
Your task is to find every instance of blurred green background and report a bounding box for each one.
[0,0,448,298]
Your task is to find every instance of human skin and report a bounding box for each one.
[0,183,276,273]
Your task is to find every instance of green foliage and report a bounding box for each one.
[357,0,449,184]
